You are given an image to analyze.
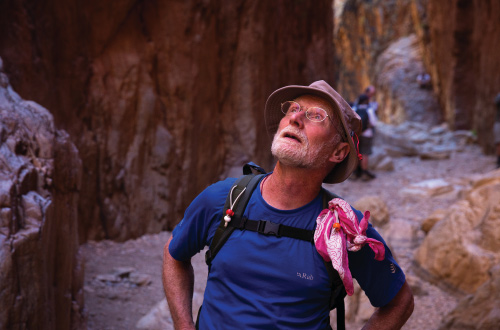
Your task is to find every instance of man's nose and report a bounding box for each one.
[289,110,306,128]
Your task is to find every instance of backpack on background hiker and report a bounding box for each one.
[353,94,370,133]
[356,104,370,133]
[199,163,348,330]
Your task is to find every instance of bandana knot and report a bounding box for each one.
[313,198,385,296]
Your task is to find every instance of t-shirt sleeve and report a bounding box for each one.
[168,178,236,261]
[348,209,406,307]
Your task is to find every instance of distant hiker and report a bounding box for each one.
[365,84,379,115]
[417,72,432,89]
[495,93,500,168]
[354,91,379,181]
[162,80,414,330]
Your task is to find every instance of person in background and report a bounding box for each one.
[365,85,378,115]
[354,92,378,180]
[416,72,432,89]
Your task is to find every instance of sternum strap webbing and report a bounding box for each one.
[228,216,314,242]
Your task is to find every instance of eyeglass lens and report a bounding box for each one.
[281,101,328,122]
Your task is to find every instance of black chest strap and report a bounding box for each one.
[227,216,315,242]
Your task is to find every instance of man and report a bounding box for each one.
[163,80,414,329]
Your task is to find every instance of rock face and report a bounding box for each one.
[424,0,500,153]
[334,0,443,147]
[0,59,85,329]
[334,0,418,100]
[374,34,441,126]
[414,169,500,294]
[335,0,500,152]
[0,0,335,241]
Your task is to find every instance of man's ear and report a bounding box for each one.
[329,142,350,163]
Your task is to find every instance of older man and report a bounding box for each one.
[163,80,414,329]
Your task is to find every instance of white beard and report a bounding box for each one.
[271,126,334,169]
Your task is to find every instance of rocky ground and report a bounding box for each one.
[81,143,497,330]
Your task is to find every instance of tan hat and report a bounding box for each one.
[264,80,362,184]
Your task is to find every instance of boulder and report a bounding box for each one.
[136,299,173,330]
[376,122,466,161]
[415,169,500,293]
[344,281,375,325]
[368,147,394,172]
[421,208,447,234]
[353,196,390,228]
[0,60,85,329]
[438,264,500,330]
[400,178,455,198]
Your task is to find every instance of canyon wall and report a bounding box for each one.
[0,0,335,241]
[423,0,500,152]
[335,0,500,151]
[334,0,418,101]
[0,59,85,329]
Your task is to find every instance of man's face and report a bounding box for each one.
[271,95,341,169]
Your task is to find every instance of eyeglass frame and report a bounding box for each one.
[280,100,331,123]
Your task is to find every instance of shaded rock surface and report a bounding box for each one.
[0,60,85,329]
[0,0,335,242]
[423,0,500,153]
[438,264,500,330]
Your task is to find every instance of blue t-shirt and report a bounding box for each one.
[169,175,405,330]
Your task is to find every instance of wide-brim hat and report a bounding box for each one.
[264,80,362,184]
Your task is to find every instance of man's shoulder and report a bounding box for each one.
[322,188,363,221]
[192,177,239,208]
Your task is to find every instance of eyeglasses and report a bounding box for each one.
[280,101,329,123]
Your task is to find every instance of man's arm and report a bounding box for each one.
[362,280,414,330]
[162,235,196,330]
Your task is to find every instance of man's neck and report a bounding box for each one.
[262,162,326,210]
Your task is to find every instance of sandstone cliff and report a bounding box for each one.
[335,0,500,151]
[0,59,85,329]
[424,0,500,152]
[0,0,335,241]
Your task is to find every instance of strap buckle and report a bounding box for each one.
[257,220,281,237]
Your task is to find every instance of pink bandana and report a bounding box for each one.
[313,198,385,296]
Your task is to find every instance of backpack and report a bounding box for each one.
[200,163,347,330]
[356,105,369,132]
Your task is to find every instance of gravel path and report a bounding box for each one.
[81,144,497,329]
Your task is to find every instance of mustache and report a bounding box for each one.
[278,126,308,144]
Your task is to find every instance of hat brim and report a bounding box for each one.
[264,84,360,184]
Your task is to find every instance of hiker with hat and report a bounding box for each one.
[353,92,378,180]
[163,80,414,329]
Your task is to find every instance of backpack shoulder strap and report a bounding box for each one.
[205,173,265,267]
[322,188,347,330]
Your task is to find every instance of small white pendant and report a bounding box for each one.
[224,214,231,227]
